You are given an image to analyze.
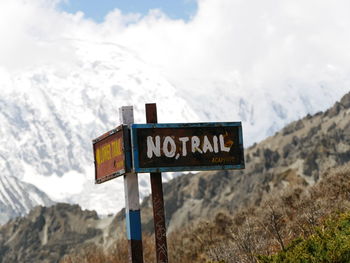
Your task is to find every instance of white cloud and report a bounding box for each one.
[1,0,349,133]
[92,0,350,129]
[3,0,350,79]
[105,0,350,87]
[0,0,72,70]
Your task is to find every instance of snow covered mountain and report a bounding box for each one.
[167,73,350,145]
[0,38,348,220]
[0,175,53,224]
[0,39,199,219]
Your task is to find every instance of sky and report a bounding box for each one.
[0,0,349,104]
[58,0,198,22]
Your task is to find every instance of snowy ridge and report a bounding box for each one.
[0,38,348,219]
[0,39,199,216]
[169,75,350,145]
[0,174,53,224]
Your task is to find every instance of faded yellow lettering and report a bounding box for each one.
[211,157,235,164]
[100,144,111,164]
[96,139,123,166]
[96,148,101,165]
[111,139,122,158]
[116,161,124,169]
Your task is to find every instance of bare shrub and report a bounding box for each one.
[61,164,350,263]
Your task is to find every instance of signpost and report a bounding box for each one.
[93,125,131,184]
[92,103,245,263]
[131,122,244,173]
[145,103,168,263]
[120,106,144,262]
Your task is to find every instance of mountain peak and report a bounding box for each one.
[0,175,53,224]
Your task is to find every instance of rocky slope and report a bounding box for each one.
[0,203,116,263]
[140,91,350,232]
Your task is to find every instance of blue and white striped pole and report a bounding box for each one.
[120,106,143,262]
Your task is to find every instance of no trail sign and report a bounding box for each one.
[131,122,244,173]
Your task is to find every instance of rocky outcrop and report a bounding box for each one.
[0,203,114,263]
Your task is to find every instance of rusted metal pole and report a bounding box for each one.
[145,103,169,263]
[120,106,144,263]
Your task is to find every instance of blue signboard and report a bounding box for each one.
[131,122,244,173]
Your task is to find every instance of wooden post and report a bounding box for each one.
[145,103,169,263]
[120,106,144,263]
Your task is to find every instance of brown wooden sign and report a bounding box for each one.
[131,122,244,173]
[92,125,131,184]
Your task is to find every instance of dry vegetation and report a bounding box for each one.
[61,164,350,263]
[61,235,156,263]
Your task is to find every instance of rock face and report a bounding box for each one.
[0,203,114,263]
[139,91,350,232]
